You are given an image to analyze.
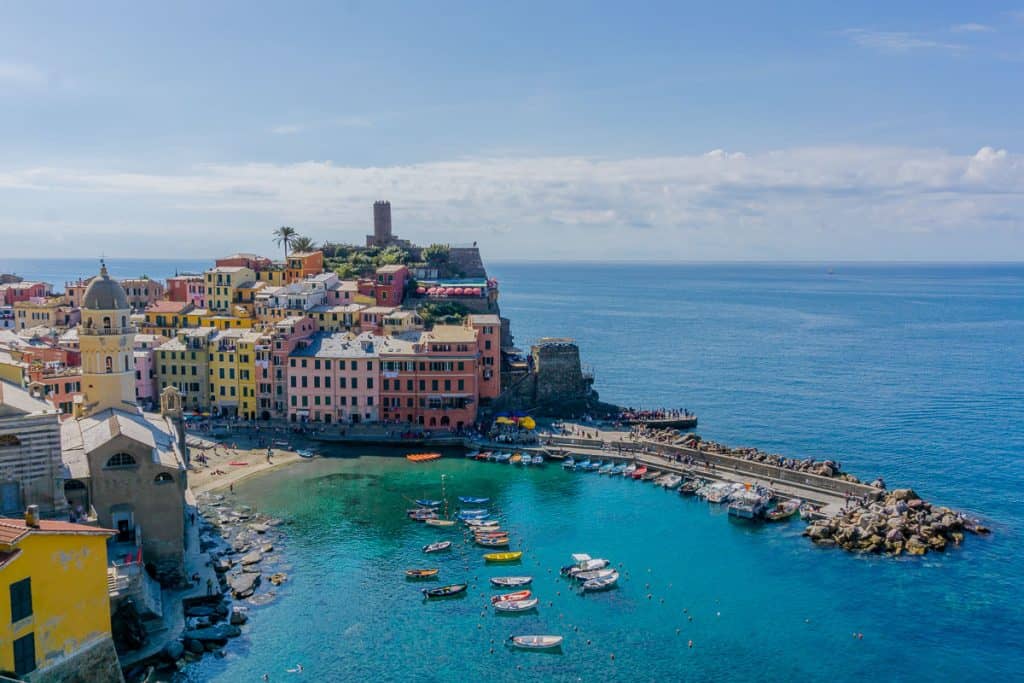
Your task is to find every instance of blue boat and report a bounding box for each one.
[415,499,442,507]
[598,463,614,475]
[588,461,604,472]
[611,464,626,475]
[561,457,575,470]
[459,508,488,516]
[459,496,490,504]
[573,459,591,471]
[495,453,512,463]
[457,512,490,521]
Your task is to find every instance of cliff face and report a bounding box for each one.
[449,247,487,279]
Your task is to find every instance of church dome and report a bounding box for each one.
[82,262,129,311]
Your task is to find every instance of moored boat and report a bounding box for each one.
[611,463,626,475]
[296,448,314,458]
[573,459,591,471]
[425,518,456,527]
[490,576,533,587]
[705,482,734,504]
[766,498,802,521]
[484,551,523,563]
[531,455,544,465]
[494,598,539,613]
[465,519,499,528]
[508,635,563,651]
[495,453,512,463]
[728,488,771,519]
[561,457,576,470]
[464,450,480,459]
[406,452,442,463]
[415,499,441,507]
[423,541,452,553]
[459,496,490,504]
[509,453,522,465]
[476,536,510,547]
[641,469,660,482]
[422,583,467,598]
[662,474,683,489]
[679,478,704,495]
[571,568,617,582]
[491,589,532,604]
[581,570,619,592]
[630,465,647,480]
[623,463,637,477]
[405,568,439,579]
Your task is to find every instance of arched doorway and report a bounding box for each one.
[64,479,89,515]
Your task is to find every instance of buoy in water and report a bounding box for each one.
[688,640,694,648]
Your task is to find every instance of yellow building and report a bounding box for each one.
[208,329,262,419]
[0,513,121,681]
[204,266,256,313]
[155,327,216,413]
[13,298,77,332]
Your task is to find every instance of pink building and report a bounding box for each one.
[374,265,408,306]
[286,332,381,424]
[0,281,51,306]
[256,316,316,420]
[468,314,501,400]
[133,334,166,407]
[121,277,165,312]
[215,253,273,270]
[325,280,359,305]
[166,274,206,307]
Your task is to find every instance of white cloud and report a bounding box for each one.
[951,23,994,33]
[843,29,965,54]
[0,145,1021,260]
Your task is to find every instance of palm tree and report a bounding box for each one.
[273,226,298,259]
[290,236,317,253]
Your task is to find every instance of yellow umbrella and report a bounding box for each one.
[495,417,515,425]
[519,416,536,430]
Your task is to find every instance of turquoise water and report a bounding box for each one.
[4,259,1021,679]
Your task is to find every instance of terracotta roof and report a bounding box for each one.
[146,301,192,314]
[0,518,115,545]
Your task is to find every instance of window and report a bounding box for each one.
[432,380,439,391]
[458,379,464,391]
[105,356,113,373]
[154,473,174,485]
[351,378,358,389]
[105,452,137,468]
[10,577,32,622]
[13,633,34,677]
[350,361,357,371]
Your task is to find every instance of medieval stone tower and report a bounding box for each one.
[74,261,137,418]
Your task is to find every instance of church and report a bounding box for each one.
[59,263,188,581]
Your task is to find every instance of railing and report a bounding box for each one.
[84,326,135,336]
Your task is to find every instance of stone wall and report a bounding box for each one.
[29,635,124,683]
[533,342,591,404]
[448,247,487,278]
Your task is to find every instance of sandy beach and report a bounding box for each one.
[186,429,305,494]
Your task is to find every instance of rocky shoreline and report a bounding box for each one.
[803,488,991,556]
[125,493,292,681]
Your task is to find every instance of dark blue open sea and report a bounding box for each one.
[4,259,1021,680]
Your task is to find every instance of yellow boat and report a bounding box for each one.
[405,568,439,579]
[509,453,522,464]
[425,519,456,527]
[484,551,523,563]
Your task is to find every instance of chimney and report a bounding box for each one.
[25,504,40,528]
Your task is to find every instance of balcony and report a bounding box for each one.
[84,325,136,336]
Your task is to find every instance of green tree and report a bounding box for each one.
[291,236,317,253]
[423,243,450,264]
[378,246,409,265]
[273,226,298,258]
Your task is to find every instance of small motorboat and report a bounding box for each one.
[491,589,532,604]
[611,463,627,475]
[406,452,442,463]
[662,474,683,489]
[494,598,539,613]
[573,459,591,471]
[587,460,604,472]
[571,568,617,582]
[464,450,480,459]
[508,635,563,651]
[415,499,441,508]
[729,488,772,519]
[296,449,314,459]
[465,519,499,528]
[484,551,523,563]
[799,502,822,520]
[598,463,614,475]
[425,518,456,527]
[475,451,491,460]
[495,453,512,463]
[490,576,533,588]
[560,558,610,577]
[641,469,660,482]
[476,536,510,547]
[422,583,467,598]
[423,541,452,554]
[705,482,734,504]
[509,453,522,465]
[561,457,576,470]
[630,465,647,480]
[623,463,637,477]
[408,509,438,522]
[459,496,490,504]
[582,570,619,592]
[472,528,507,537]
[405,568,439,579]
[766,498,802,522]
[531,455,544,465]
[679,478,703,495]
[458,508,489,517]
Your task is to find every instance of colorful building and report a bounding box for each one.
[0,282,51,307]
[133,334,167,408]
[255,317,316,420]
[286,332,380,424]
[143,300,196,337]
[284,251,324,284]
[155,327,216,412]
[13,298,79,332]
[208,329,262,420]
[165,274,206,308]
[468,314,501,400]
[0,514,121,681]
[120,277,165,312]
[374,264,409,306]
[204,266,256,313]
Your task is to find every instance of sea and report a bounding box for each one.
[2,258,1021,681]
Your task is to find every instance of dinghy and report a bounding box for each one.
[766,498,801,521]
[573,459,591,471]
[415,499,441,507]
[494,598,539,612]
[425,518,456,527]
[623,463,637,477]
[508,635,563,651]
[581,570,619,592]
[422,583,467,598]
[476,536,510,547]
[490,576,533,588]
[491,589,532,604]
[531,455,544,465]
[561,457,575,470]
[459,496,490,504]
[598,463,614,475]
[405,568,439,579]
[465,519,499,528]
[572,568,617,582]
[630,465,647,480]
[484,551,523,563]
[423,541,452,553]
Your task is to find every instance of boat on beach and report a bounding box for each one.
[405,568,439,579]
[491,589,532,604]
[423,541,452,553]
[766,498,802,521]
[422,583,467,598]
[494,598,539,613]
[485,551,523,563]
[508,635,563,651]
[490,576,533,587]
[296,448,314,458]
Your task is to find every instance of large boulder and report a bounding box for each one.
[163,640,185,661]
[182,624,242,643]
[229,572,261,598]
[241,551,262,566]
[890,489,917,502]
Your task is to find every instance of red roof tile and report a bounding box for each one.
[0,518,115,545]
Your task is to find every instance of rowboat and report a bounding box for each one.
[630,465,647,480]
[598,463,614,475]
[491,589,532,604]
[459,508,488,516]
[490,576,533,587]
[494,598,539,612]
[611,463,626,475]
[561,457,575,470]
[484,551,523,563]
[509,454,522,464]
[405,568,439,579]
[406,452,442,463]
[465,519,499,528]
[457,512,489,521]
[476,536,510,547]
[459,496,490,504]
[472,529,507,538]
[415,499,441,507]
[423,541,452,553]
[641,469,660,482]
[581,570,619,592]
[573,459,591,471]
[623,463,637,477]
[661,474,683,489]
[508,635,563,651]
[408,510,438,521]
[586,461,603,472]
[422,583,467,598]
[296,449,314,459]
[766,498,802,522]
[425,518,456,527]
[571,568,617,582]
[531,455,544,465]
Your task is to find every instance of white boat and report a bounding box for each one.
[531,455,544,465]
[561,457,575,470]
[296,448,314,459]
[572,568,617,582]
[490,576,533,587]
[705,482,734,504]
[509,635,563,650]
[423,541,452,553]
[465,519,500,528]
[622,464,637,477]
[661,474,683,489]
[582,570,619,592]
[494,597,539,612]
[727,489,771,519]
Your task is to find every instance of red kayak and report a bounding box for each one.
[491,590,532,605]
[630,465,648,480]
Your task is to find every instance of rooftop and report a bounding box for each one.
[425,325,478,343]
[290,332,381,359]
[0,518,115,546]
[146,301,193,314]
[468,314,501,325]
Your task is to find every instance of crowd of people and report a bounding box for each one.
[615,407,694,422]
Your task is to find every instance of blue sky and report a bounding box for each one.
[1,1,1022,260]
